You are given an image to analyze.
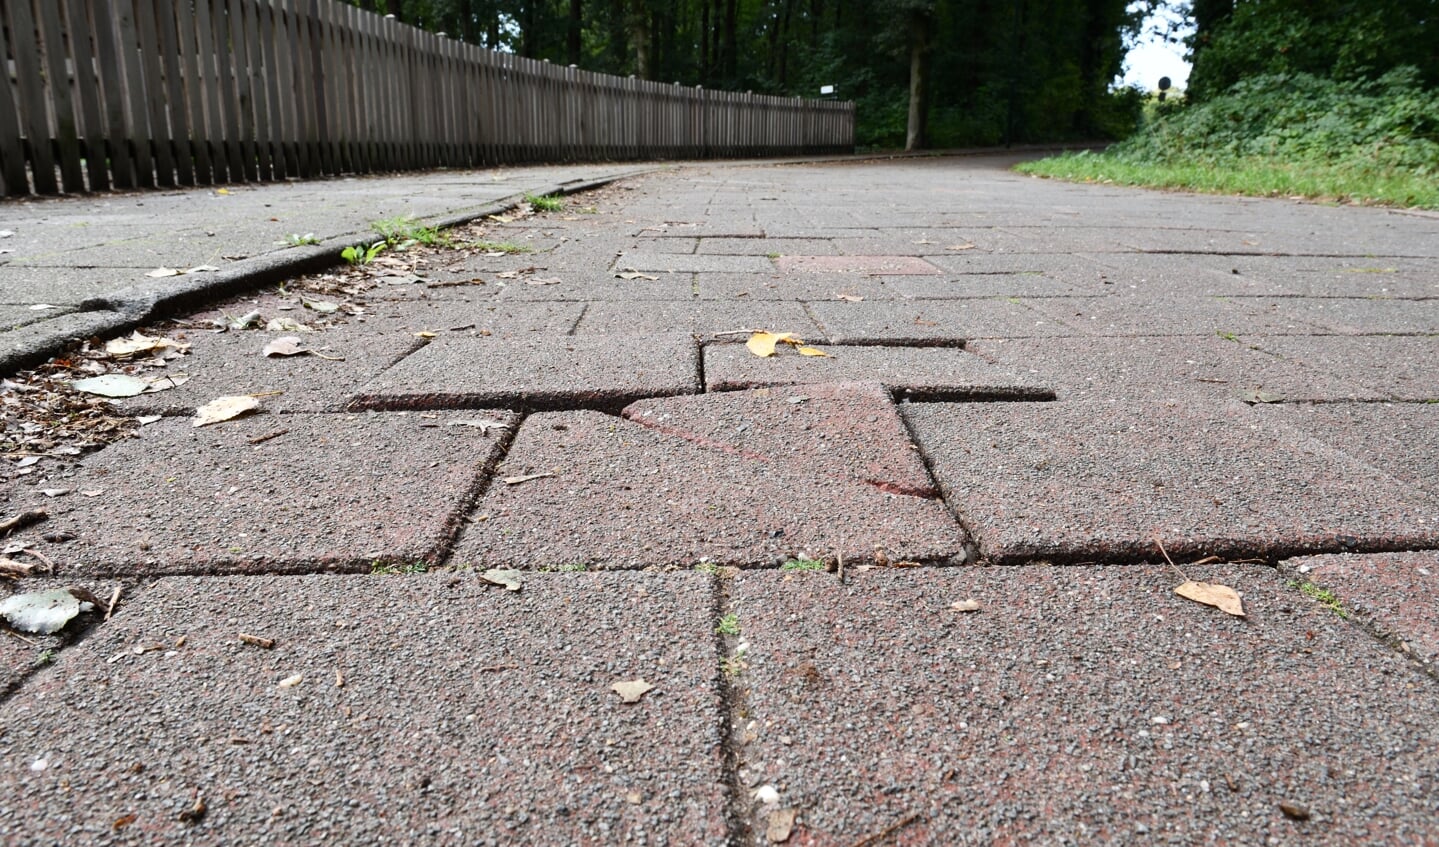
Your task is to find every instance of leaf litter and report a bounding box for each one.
[1156,538,1246,617]
[611,679,654,703]
[193,396,262,427]
[0,587,98,634]
[746,330,830,359]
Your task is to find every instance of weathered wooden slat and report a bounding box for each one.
[0,1,30,196]
[63,0,109,190]
[172,0,212,184]
[86,0,133,188]
[224,0,256,180]
[7,0,59,193]
[210,0,243,181]
[132,0,176,186]
[307,0,331,176]
[240,0,270,180]
[192,0,226,182]
[37,0,86,191]
[153,0,195,185]
[257,0,286,178]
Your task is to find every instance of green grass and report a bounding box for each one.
[694,561,720,574]
[525,193,566,213]
[371,561,429,575]
[278,232,320,247]
[779,558,827,572]
[371,215,451,248]
[466,240,533,254]
[1017,151,1439,210]
[716,614,740,635]
[1291,579,1349,618]
[539,562,588,572]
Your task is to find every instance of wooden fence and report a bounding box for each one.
[0,0,855,198]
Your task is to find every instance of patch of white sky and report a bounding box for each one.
[1118,2,1194,91]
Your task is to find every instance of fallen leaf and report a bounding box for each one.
[746,331,799,358]
[184,264,220,274]
[193,395,261,427]
[79,489,103,497]
[264,317,312,333]
[142,374,189,393]
[278,674,303,688]
[611,678,654,703]
[946,243,976,251]
[1174,580,1246,617]
[503,472,555,485]
[526,276,562,286]
[495,271,519,280]
[29,303,56,310]
[835,293,864,302]
[0,588,95,634]
[112,813,137,830]
[136,415,163,425]
[415,331,437,339]
[263,336,307,357]
[301,297,339,313]
[767,808,799,843]
[71,374,149,398]
[951,598,982,612]
[479,569,523,591]
[616,271,660,280]
[796,346,829,357]
[1279,801,1311,821]
[41,488,71,497]
[105,332,187,358]
[0,557,37,578]
[146,267,181,278]
[1238,388,1284,404]
[215,188,230,195]
[178,794,207,825]
[446,419,510,434]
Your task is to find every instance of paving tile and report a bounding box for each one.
[694,272,904,302]
[453,411,966,569]
[1238,297,1439,335]
[965,336,1384,402]
[704,344,1054,400]
[623,382,936,497]
[925,251,1110,276]
[614,251,775,273]
[1261,403,1439,498]
[809,299,1073,343]
[351,334,698,412]
[0,573,728,845]
[1243,335,1439,401]
[728,565,1439,845]
[1283,551,1439,669]
[774,255,940,275]
[573,302,820,338]
[881,272,1094,299]
[1,412,514,576]
[1027,294,1326,336]
[906,400,1439,564]
[492,270,697,301]
[695,237,838,256]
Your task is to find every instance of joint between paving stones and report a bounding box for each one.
[565,302,590,335]
[895,405,986,565]
[427,412,527,572]
[709,570,756,847]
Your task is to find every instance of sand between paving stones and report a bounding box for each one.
[728,566,1439,845]
[2,412,516,576]
[454,410,966,569]
[0,573,728,845]
[906,399,1439,565]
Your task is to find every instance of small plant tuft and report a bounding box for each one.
[716,613,740,635]
[694,560,720,574]
[371,561,429,575]
[371,215,451,248]
[278,233,320,247]
[35,649,57,666]
[780,558,827,572]
[1292,579,1348,618]
[525,193,566,213]
[467,240,533,254]
[342,241,387,265]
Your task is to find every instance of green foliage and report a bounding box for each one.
[466,240,533,254]
[371,215,450,248]
[341,241,388,265]
[371,560,428,575]
[1292,579,1348,619]
[278,232,320,247]
[780,558,827,572]
[715,613,740,635]
[34,649,57,667]
[524,193,566,213]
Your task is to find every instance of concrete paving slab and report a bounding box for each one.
[1238,297,1439,335]
[453,410,966,569]
[1283,551,1439,669]
[704,343,1054,400]
[622,382,936,497]
[965,335,1385,402]
[1243,335,1439,401]
[881,272,1094,299]
[694,273,898,302]
[0,267,142,307]
[573,302,820,338]
[492,271,697,302]
[614,251,775,274]
[0,572,729,845]
[1261,403,1439,497]
[809,299,1073,343]
[1028,294,1327,336]
[727,565,1439,845]
[351,334,699,412]
[906,400,1439,564]
[1,412,514,576]
[774,255,941,275]
[925,251,1112,276]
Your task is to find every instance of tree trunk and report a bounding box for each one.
[723,0,737,79]
[630,0,651,79]
[385,0,402,20]
[568,0,583,66]
[700,0,710,80]
[905,10,932,151]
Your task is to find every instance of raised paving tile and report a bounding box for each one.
[905,400,1439,564]
[1244,335,1439,401]
[1,412,515,576]
[573,302,819,338]
[453,410,966,569]
[350,334,698,411]
[964,335,1384,402]
[1262,402,1439,497]
[809,299,1073,343]
[1284,551,1439,669]
[622,382,936,497]
[728,565,1439,845]
[774,255,941,275]
[0,573,728,845]
[704,343,1053,399]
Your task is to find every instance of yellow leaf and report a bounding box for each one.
[215,188,230,195]
[796,346,829,357]
[747,331,797,358]
[415,331,436,338]
[1174,580,1245,617]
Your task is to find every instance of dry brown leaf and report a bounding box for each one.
[105,332,188,359]
[611,679,654,703]
[1174,580,1246,617]
[946,243,976,251]
[503,472,555,485]
[767,808,799,843]
[262,336,306,357]
[526,276,562,286]
[193,395,261,427]
[835,293,864,302]
[796,346,830,357]
[0,557,37,578]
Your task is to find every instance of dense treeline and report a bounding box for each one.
[338,0,1142,149]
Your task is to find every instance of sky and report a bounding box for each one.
[1119,6,1193,91]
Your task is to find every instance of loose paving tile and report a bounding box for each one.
[704,343,1054,399]
[1283,551,1439,669]
[0,572,729,845]
[351,334,698,412]
[809,298,1073,343]
[573,301,820,338]
[1262,402,1439,497]
[906,400,1439,564]
[453,410,966,569]
[774,255,941,275]
[728,566,1439,845]
[623,382,936,497]
[2,412,515,576]
[965,335,1384,402]
[1243,334,1439,400]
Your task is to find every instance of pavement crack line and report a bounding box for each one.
[710,570,756,847]
[428,411,527,571]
